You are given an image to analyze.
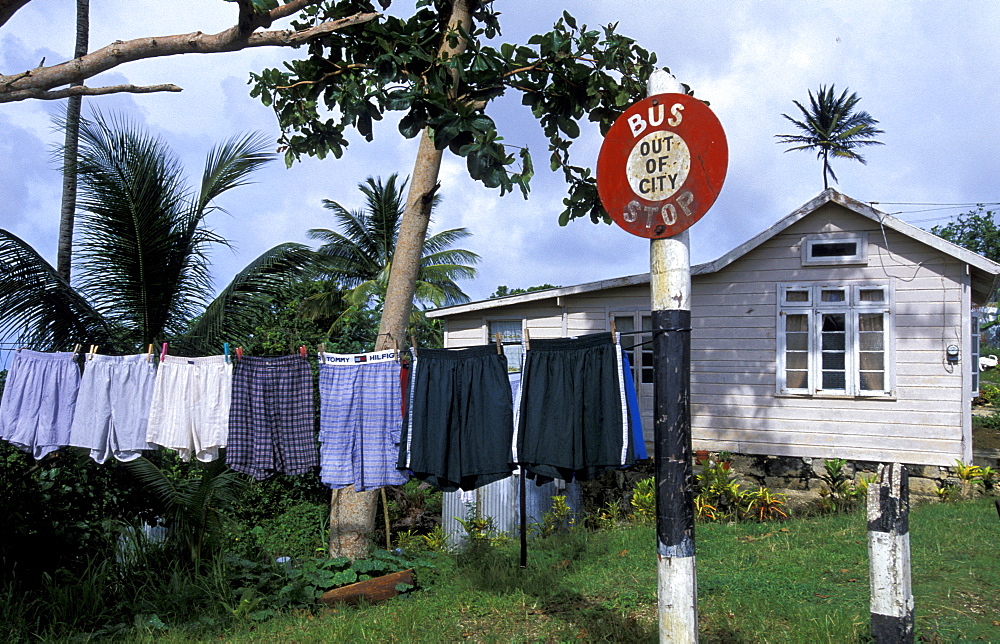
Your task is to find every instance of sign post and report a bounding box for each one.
[597,70,727,643]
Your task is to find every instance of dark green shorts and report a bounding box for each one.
[515,333,634,481]
[398,345,514,492]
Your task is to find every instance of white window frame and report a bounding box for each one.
[776,282,895,397]
[971,312,980,397]
[486,318,525,373]
[610,310,654,386]
[801,232,868,266]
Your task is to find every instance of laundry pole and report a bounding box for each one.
[647,70,698,643]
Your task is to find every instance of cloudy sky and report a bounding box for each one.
[2,0,999,312]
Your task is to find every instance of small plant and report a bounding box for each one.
[695,459,745,520]
[854,473,877,498]
[590,500,625,531]
[817,458,861,513]
[693,494,718,522]
[742,487,789,522]
[456,503,508,548]
[421,525,449,552]
[974,381,1000,406]
[953,459,983,499]
[629,477,656,525]
[935,482,955,502]
[535,495,575,537]
[979,466,997,492]
[953,459,982,481]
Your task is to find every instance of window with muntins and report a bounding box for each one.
[488,320,524,372]
[613,312,653,385]
[777,282,893,396]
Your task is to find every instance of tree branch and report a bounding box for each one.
[4,82,183,102]
[0,7,379,104]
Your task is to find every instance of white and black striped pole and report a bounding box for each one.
[868,462,914,643]
[647,70,698,643]
[596,67,726,644]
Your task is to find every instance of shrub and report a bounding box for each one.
[742,487,788,522]
[974,381,1000,406]
[255,502,329,559]
[628,477,656,524]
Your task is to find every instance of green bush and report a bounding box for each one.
[255,502,329,559]
[974,381,1000,405]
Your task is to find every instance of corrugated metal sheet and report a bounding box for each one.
[442,474,582,550]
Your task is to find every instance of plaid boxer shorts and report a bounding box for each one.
[227,354,318,480]
[318,350,408,491]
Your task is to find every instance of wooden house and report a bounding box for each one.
[427,190,1000,467]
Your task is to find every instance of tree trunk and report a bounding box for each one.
[327,0,472,560]
[57,0,89,281]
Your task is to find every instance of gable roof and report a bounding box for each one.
[428,189,1000,318]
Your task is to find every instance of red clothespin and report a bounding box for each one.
[160,342,169,362]
[236,347,243,362]
[300,345,307,358]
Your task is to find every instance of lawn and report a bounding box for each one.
[139,496,999,643]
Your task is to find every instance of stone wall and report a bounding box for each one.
[724,453,999,507]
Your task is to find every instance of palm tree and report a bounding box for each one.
[776,85,884,190]
[305,174,479,317]
[56,0,90,281]
[124,456,246,567]
[0,110,314,355]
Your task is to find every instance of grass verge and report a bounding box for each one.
[131,496,1000,643]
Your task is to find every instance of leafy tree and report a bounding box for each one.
[931,207,1000,264]
[932,207,1000,330]
[0,0,378,102]
[0,110,314,354]
[775,84,884,190]
[251,0,664,559]
[309,173,479,312]
[489,283,559,299]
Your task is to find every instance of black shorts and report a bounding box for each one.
[398,345,514,492]
[515,333,634,481]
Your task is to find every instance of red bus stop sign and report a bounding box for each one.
[597,93,727,238]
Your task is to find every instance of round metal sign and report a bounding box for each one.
[597,93,727,238]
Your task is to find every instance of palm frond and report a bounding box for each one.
[72,110,214,348]
[179,243,315,353]
[196,132,275,215]
[0,229,113,349]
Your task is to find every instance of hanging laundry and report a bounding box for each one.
[399,345,514,492]
[0,349,80,459]
[318,350,408,491]
[146,354,232,462]
[69,353,157,464]
[621,352,648,460]
[227,353,318,480]
[514,333,637,482]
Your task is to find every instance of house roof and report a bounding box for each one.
[427,189,1000,318]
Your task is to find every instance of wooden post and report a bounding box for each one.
[868,462,914,643]
[648,69,698,644]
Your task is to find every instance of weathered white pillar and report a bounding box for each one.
[868,462,914,643]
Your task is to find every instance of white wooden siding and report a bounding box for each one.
[437,203,977,467]
[689,208,969,466]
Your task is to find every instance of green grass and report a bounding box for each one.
[123,497,1000,643]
